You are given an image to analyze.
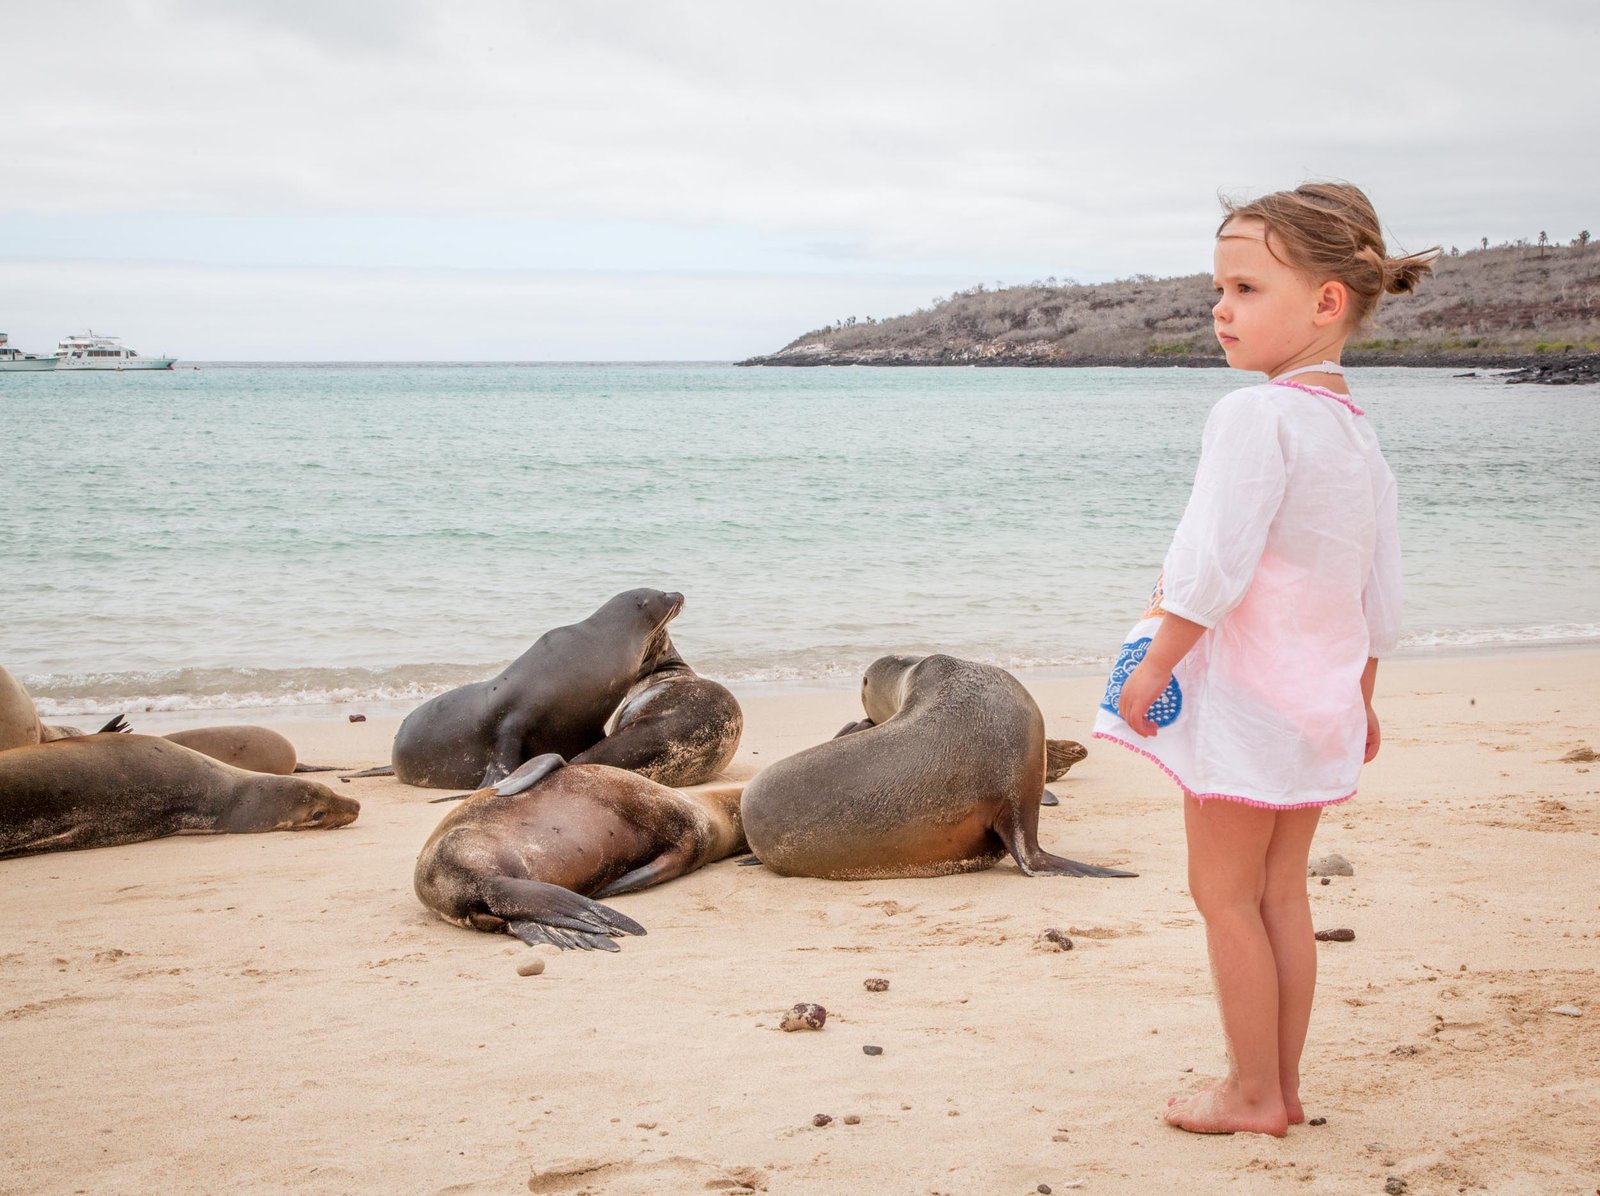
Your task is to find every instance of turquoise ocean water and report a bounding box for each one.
[4,363,1598,715]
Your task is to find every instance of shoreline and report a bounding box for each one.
[4,648,1596,1192]
[736,352,1600,376]
[34,637,1600,731]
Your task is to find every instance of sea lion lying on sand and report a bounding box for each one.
[0,734,359,859]
[414,754,745,951]
[741,653,1135,881]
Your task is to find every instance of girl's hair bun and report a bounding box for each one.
[1383,250,1437,296]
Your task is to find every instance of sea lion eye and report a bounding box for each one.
[310,809,327,823]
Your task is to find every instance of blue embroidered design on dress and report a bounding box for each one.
[1100,637,1183,727]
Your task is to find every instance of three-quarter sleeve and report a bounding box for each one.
[1159,390,1287,628]
[1362,458,1403,655]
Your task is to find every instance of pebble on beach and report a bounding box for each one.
[780,1003,827,1031]
[863,1044,883,1056]
[843,1114,860,1125]
[1548,1004,1582,1017]
[811,1113,832,1127]
[1559,746,1598,763]
[348,713,367,723]
[1385,1178,1407,1195]
[516,957,546,977]
[1315,928,1356,942]
[1308,853,1354,877]
[1309,1116,1328,1126]
[1037,928,1074,951]
[1320,877,1331,885]
[864,978,889,992]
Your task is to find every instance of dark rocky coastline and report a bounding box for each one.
[737,349,1600,384]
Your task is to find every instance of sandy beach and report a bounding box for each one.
[2,649,1596,1195]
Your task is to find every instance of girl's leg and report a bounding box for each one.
[1260,805,1322,1124]
[1165,795,1289,1136]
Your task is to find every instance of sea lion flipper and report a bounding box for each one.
[491,753,566,797]
[592,845,696,899]
[1044,738,1088,782]
[342,765,395,779]
[293,763,338,773]
[833,718,876,738]
[482,876,646,951]
[1040,788,1060,807]
[98,714,132,735]
[995,802,1137,879]
[735,854,765,867]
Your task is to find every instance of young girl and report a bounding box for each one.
[1092,182,1437,1136]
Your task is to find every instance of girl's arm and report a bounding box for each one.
[1362,655,1381,762]
[1117,612,1206,738]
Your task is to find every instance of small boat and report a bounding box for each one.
[55,330,176,370]
[0,332,58,371]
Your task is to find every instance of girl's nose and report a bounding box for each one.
[1212,297,1228,320]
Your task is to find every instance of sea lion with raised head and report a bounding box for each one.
[741,653,1134,881]
[414,753,745,951]
[571,654,743,787]
[0,734,359,859]
[392,589,686,790]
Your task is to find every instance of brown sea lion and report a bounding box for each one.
[0,665,127,749]
[393,589,686,790]
[741,653,1135,881]
[0,734,359,859]
[414,754,745,951]
[571,653,743,787]
[162,725,299,775]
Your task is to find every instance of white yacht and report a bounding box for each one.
[0,332,58,371]
[55,331,176,370]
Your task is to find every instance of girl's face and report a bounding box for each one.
[1212,218,1343,375]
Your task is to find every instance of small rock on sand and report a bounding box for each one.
[1308,853,1354,877]
[1385,1178,1407,1194]
[1548,1005,1583,1017]
[348,713,367,723]
[811,1113,832,1127]
[516,957,546,977]
[1036,929,1074,952]
[843,1114,860,1125]
[1309,1116,1327,1126]
[780,1003,827,1031]
[863,1044,883,1056]
[1559,746,1599,763]
[1315,928,1356,942]
[864,978,890,992]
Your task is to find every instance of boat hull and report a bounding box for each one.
[0,357,59,371]
[55,358,177,370]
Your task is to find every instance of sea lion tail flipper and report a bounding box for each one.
[735,854,765,867]
[492,753,567,797]
[98,714,132,735]
[996,804,1137,879]
[293,763,338,773]
[482,876,646,952]
[427,791,477,804]
[341,766,396,779]
[1027,855,1139,879]
[1040,788,1060,807]
[832,718,876,739]
[592,845,696,899]
[1044,738,1088,782]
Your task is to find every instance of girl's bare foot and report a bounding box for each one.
[1284,1092,1305,1125]
[1163,1085,1288,1136]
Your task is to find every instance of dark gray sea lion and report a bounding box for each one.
[570,653,743,786]
[0,734,360,859]
[392,589,686,790]
[162,725,300,775]
[742,653,1135,881]
[414,753,746,951]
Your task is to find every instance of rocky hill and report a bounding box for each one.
[740,240,1600,368]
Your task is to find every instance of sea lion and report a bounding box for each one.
[393,589,686,790]
[0,665,127,749]
[414,753,745,951]
[162,725,299,775]
[0,734,359,859]
[571,653,743,786]
[741,653,1135,881]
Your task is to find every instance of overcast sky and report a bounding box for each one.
[2,0,1594,360]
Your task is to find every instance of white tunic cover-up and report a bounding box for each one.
[1092,381,1402,809]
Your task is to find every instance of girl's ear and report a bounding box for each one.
[1314,280,1349,326]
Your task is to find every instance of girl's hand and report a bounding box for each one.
[1117,661,1170,739]
[1364,703,1381,762]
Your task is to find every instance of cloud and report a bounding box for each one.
[2,0,1594,354]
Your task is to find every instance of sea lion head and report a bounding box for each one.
[859,654,926,725]
[218,776,361,834]
[601,588,686,671]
